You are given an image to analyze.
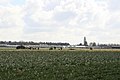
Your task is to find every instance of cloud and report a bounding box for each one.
[10,0,25,6]
[0,0,120,44]
[0,0,24,41]
[43,0,60,11]
[0,0,11,6]
[22,0,120,44]
[0,6,24,27]
[0,27,23,41]
[108,0,120,11]
[54,11,76,22]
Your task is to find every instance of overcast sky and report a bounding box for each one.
[0,0,120,44]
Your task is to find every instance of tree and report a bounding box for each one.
[92,42,96,46]
[89,42,96,46]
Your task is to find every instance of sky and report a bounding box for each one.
[0,0,120,44]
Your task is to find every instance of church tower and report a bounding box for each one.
[84,37,88,46]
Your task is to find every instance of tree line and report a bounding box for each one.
[0,41,70,46]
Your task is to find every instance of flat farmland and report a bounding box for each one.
[0,50,120,80]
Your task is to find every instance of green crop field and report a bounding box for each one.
[0,49,120,80]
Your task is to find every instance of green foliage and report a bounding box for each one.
[0,50,120,80]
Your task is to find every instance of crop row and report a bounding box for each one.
[0,51,120,80]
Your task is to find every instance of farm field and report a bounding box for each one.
[0,49,120,80]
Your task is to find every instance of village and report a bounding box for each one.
[0,37,120,50]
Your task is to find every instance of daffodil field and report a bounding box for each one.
[0,50,120,80]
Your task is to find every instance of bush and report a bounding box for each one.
[49,47,53,50]
[16,45,26,49]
